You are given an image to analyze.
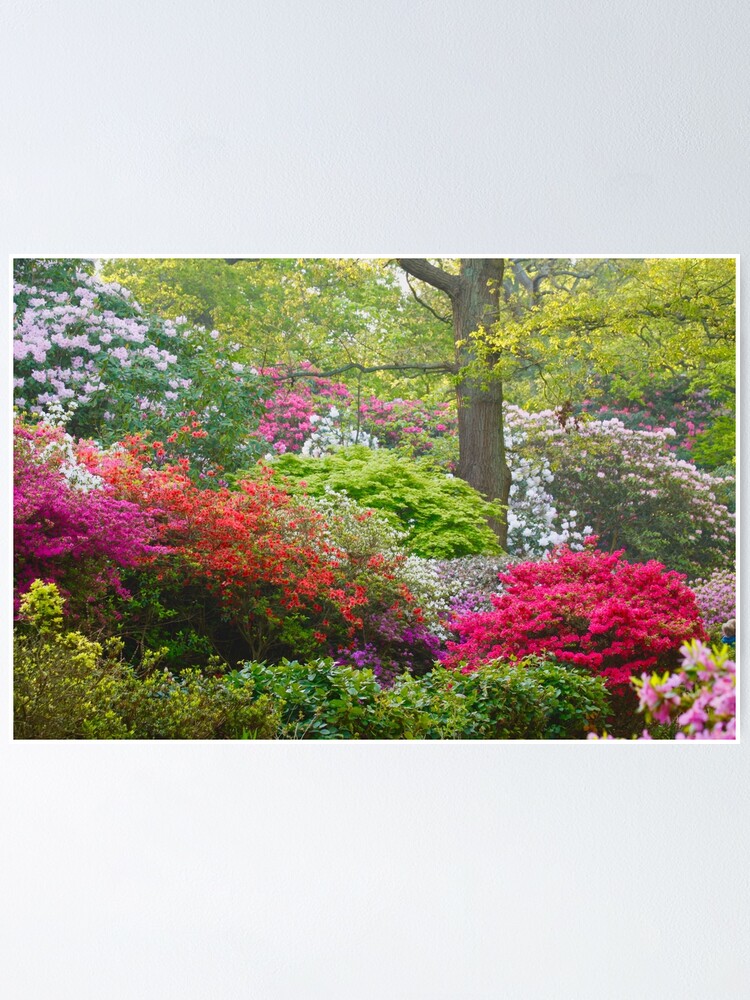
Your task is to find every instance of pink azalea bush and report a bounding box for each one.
[634,641,736,739]
[254,364,457,461]
[591,641,736,740]
[442,540,707,693]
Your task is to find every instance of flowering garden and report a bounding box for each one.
[13,258,737,739]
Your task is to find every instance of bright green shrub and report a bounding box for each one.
[14,581,277,739]
[265,446,503,558]
[691,415,736,470]
[15,582,130,739]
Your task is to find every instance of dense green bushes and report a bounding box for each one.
[15,584,611,739]
[224,655,609,740]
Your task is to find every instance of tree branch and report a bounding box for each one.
[510,261,535,293]
[397,259,460,298]
[404,274,452,324]
[269,360,456,380]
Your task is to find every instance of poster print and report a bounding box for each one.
[12,257,737,740]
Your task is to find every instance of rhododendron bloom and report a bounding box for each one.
[443,543,706,693]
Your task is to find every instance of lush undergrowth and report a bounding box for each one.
[16,582,612,740]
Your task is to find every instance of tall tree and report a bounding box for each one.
[396,259,511,544]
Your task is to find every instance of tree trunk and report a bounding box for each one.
[396,258,512,548]
[453,259,511,546]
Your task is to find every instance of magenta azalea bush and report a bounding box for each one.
[14,419,160,615]
[442,542,707,693]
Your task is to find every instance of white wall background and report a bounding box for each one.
[1,2,747,997]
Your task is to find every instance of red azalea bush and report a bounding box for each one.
[14,420,160,614]
[442,540,707,692]
[77,437,429,664]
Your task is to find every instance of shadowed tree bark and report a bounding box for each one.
[397,258,511,546]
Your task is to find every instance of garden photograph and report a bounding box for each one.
[13,256,737,741]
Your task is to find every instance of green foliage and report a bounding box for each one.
[14,582,277,739]
[371,671,470,739]
[692,415,736,470]
[231,655,610,740]
[111,569,229,672]
[233,657,471,740]
[102,258,453,399]
[522,659,613,739]
[485,257,736,409]
[420,659,607,740]
[440,661,548,739]
[265,446,504,558]
[233,658,385,739]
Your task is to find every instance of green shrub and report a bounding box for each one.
[522,659,612,739]
[262,446,504,558]
[374,671,470,739]
[115,666,277,740]
[435,658,610,740]
[14,581,277,740]
[234,655,610,740]
[442,661,549,739]
[233,658,384,739]
[233,657,471,739]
